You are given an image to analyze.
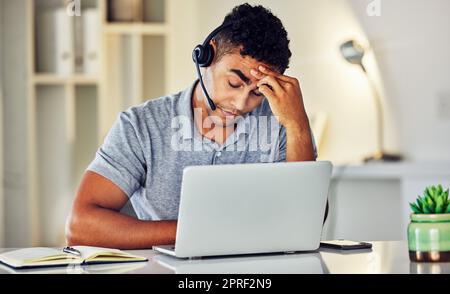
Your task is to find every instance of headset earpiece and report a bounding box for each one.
[192,44,214,68]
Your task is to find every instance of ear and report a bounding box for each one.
[209,40,217,63]
[209,39,217,51]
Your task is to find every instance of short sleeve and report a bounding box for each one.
[275,126,318,162]
[87,111,147,197]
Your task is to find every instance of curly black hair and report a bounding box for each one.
[213,3,291,74]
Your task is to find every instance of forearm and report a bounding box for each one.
[285,119,315,162]
[66,204,177,249]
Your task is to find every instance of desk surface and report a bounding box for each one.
[1,241,449,274]
[332,161,450,179]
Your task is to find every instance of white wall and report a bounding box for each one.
[0,0,5,247]
[193,0,397,163]
[349,0,450,161]
[166,0,200,93]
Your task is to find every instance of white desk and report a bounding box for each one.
[1,241,449,274]
[324,162,450,241]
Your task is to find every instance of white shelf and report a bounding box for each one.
[103,23,168,35]
[3,0,185,247]
[32,74,99,85]
[21,0,172,247]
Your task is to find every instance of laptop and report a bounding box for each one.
[153,161,333,258]
[153,251,328,274]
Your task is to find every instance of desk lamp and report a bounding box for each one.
[340,40,402,162]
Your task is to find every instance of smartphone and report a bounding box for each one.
[320,240,372,250]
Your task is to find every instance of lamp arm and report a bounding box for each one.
[361,64,384,156]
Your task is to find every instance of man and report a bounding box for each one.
[65,4,317,249]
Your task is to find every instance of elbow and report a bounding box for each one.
[65,209,85,246]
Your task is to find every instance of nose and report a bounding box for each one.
[231,93,249,113]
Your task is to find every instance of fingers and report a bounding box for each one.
[250,68,286,92]
[250,66,299,91]
[258,66,296,84]
[257,75,283,94]
[249,65,301,103]
[251,67,286,84]
[258,84,277,101]
[250,68,266,80]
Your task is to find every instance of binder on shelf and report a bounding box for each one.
[82,8,100,75]
[36,7,74,76]
[74,15,84,73]
[36,9,52,73]
[55,8,74,76]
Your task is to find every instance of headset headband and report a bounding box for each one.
[202,23,233,47]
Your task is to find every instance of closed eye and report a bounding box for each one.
[229,81,263,97]
[228,81,240,89]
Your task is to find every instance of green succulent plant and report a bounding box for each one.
[409,185,450,214]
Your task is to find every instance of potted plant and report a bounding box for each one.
[408,184,450,262]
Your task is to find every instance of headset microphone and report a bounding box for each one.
[192,23,232,111]
[193,53,216,111]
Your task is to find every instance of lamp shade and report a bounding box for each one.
[340,40,365,65]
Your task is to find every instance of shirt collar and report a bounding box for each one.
[177,79,198,119]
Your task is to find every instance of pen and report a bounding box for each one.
[63,246,82,257]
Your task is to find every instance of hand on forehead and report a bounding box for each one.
[223,54,273,85]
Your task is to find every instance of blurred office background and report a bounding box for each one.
[1,0,450,247]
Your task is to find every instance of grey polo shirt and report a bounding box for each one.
[87,80,317,220]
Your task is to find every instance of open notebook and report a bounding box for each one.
[0,246,148,269]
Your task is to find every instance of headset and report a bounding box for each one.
[192,23,233,111]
